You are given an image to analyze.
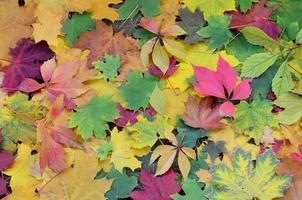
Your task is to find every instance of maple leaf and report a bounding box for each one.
[182,96,225,130]
[0,0,35,60]
[197,16,233,49]
[120,71,157,111]
[110,127,149,172]
[182,0,235,20]
[0,92,46,152]
[92,54,121,81]
[37,148,112,200]
[129,115,169,148]
[38,95,84,172]
[105,169,137,200]
[114,103,139,127]
[3,144,40,199]
[0,151,14,171]
[236,0,259,13]
[1,38,54,93]
[61,12,96,46]
[177,8,205,44]
[192,55,252,117]
[228,0,281,39]
[96,140,113,161]
[69,96,119,140]
[75,21,145,81]
[172,178,207,200]
[19,58,87,109]
[234,99,279,143]
[210,148,291,200]
[148,57,178,78]
[88,0,121,21]
[130,170,181,200]
[150,131,196,179]
[118,0,161,20]
[139,18,186,72]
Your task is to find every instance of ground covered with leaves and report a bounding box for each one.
[0,0,301,199]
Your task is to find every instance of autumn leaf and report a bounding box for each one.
[92,54,121,81]
[210,148,292,200]
[172,178,207,200]
[228,0,281,39]
[130,170,181,200]
[183,96,225,130]
[0,0,35,60]
[0,151,14,171]
[19,58,88,109]
[150,131,196,179]
[139,18,186,72]
[61,12,96,46]
[118,0,161,20]
[120,71,157,111]
[1,39,54,93]
[0,92,46,152]
[192,55,252,116]
[75,21,145,80]
[69,96,119,140]
[234,99,279,143]
[37,148,112,200]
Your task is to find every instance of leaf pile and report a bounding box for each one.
[0,0,301,199]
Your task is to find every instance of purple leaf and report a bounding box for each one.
[0,178,9,196]
[149,57,178,78]
[1,38,54,93]
[114,104,138,127]
[0,151,15,171]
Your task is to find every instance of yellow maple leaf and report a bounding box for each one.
[0,0,35,60]
[3,144,40,200]
[110,127,149,172]
[37,148,112,200]
[163,88,189,126]
[182,0,236,20]
[88,0,121,21]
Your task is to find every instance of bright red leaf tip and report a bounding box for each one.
[130,170,181,200]
[149,57,178,78]
[192,55,252,117]
[228,0,281,39]
[0,150,15,171]
[1,38,54,93]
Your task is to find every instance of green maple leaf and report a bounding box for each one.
[120,72,157,111]
[0,92,46,152]
[177,8,205,44]
[61,12,95,46]
[197,16,232,49]
[274,92,302,125]
[172,179,207,200]
[234,99,279,143]
[105,169,138,200]
[188,151,208,181]
[92,54,121,81]
[235,0,259,13]
[69,96,119,140]
[118,0,160,20]
[210,149,291,200]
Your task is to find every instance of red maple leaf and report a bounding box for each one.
[130,170,181,200]
[228,0,281,39]
[0,151,14,171]
[1,38,54,93]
